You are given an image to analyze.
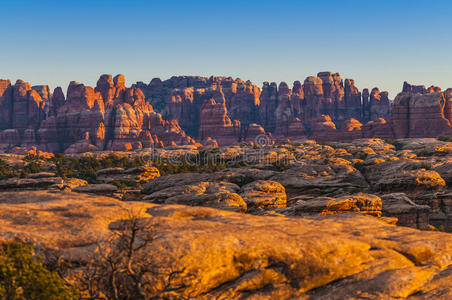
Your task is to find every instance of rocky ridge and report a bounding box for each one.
[2,73,452,153]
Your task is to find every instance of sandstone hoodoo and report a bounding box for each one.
[2,73,452,151]
[1,74,194,154]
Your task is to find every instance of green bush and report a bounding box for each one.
[51,154,146,183]
[437,135,452,142]
[50,152,231,180]
[18,154,43,178]
[0,242,79,299]
[53,153,73,179]
[0,159,18,180]
[22,161,41,174]
[110,179,139,189]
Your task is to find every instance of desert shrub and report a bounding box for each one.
[0,159,18,179]
[228,160,248,168]
[151,158,227,176]
[18,154,43,177]
[69,157,100,183]
[22,161,41,174]
[437,135,452,142]
[51,154,148,183]
[51,152,231,179]
[100,154,137,169]
[385,139,404,151]
[23,153,40,163]
[268,159,291,171]
[434,224,452,233]
[110,180,139,189]
[0,242,79,299]
[354,162,365,173]
[53,153,74,179]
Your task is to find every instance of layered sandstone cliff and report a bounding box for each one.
[0,75,194,153]
[2,73,452,152]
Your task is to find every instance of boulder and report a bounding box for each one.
[271,163,369,198]
[141,172,213,194]
[381,193,431,229]
[364,159,446,194]
[434,160,452,184]
[96,166,160,184]
[143,181,247,212]
[295,193,382,217]
[398,138,452,156]
[60,178,89,190]
[239,180,286,209]
[0,177,63,190]
[73,183,118,194]
[26,172,56,179]
[213,168,277,186]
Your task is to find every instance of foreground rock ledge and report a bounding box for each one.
[0,191,451,299]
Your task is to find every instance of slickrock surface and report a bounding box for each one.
[363,159,446,193]
[239,180,287,209]
[270,163,369,197]
[2,137,452,229]
[0,191,450,299]
[0,176,63,189]
[95,166,160,183]
[72,183,118,194]
[143,181,247,212]
[295,193,382,217]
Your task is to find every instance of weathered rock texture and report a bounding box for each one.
[4,73,452,151]
[1,75,194,153]
[0,191,451,299]
[392,90,452,139]
[133,72,393,143]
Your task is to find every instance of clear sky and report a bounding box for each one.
[1,0,451,98]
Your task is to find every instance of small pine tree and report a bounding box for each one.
[0,242,79,300]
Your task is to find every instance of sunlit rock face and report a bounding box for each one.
[392,91,452,139]
[134,72,391,144]
[4,73,452,151]
[136,76,260,139]
[198,98,240,146]
[0,74,194,153]
[0,190,451,299]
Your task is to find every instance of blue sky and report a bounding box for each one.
[1,0,451,97]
